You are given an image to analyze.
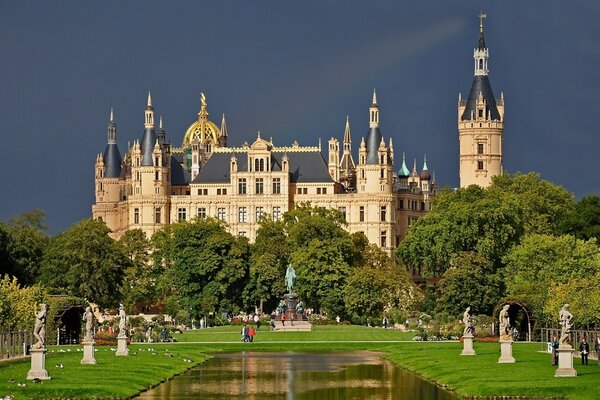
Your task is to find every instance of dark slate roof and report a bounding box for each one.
[478,30,486,50]
[103,143,122,178]
[461,75,500,121]
[282,152,333,183]
[365,126,382,164]
[140,128,157,166]
[191,151,333,184]
[170,157,191,185]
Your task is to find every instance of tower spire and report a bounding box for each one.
[147,91,153,108]
[343,116,351,146]
[107,108,117,144]
[474,12,489,76]
[369,89,379,128]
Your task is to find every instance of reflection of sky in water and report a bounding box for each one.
[137,351,457,400]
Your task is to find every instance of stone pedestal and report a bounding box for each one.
[81,340,97,364]
[116,335,129,356]
[27,348,50,380]
[461,334,476,356]
[555,345,577,377]
[498,340,516,363]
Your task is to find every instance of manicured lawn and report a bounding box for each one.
[0,345,209,400]
[1,326,599,399]
[176,324,416,342]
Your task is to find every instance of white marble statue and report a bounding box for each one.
[559,303,573,346]
[33,303,47,349]
[463,307,475,336]
[118,304,128,337]
[499,304,511,341]
[82,306,94,341]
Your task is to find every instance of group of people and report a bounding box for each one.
[551,335,600,366]
[241,323,256,342]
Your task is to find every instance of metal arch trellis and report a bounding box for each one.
[492,300,532,342]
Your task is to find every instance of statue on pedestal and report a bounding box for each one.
[285,264,296,294]
[33,304,46,349]
[118,304,128,337]
[276,299,286,315]
[462,307,475,336]
[499,304,511,341]
[559,303,573,346]
[83,306,94,341]
[296,301,304,316]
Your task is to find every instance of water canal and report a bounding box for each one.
[136,351,458,400]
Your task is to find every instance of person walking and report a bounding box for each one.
[249,326,255,343]
[281,314,286,326]
[551,335,559,366]
[580,337,590,365]
[596,337,600,366]
[270,314,276,331]
[290,314,294,326]
[383,317,388,329]
[254,314,261,332]
[242,324,250,342]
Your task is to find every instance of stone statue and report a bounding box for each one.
[33,303,46,349]
[82,306,94,341]
[118,304,127,337]
[559,303,573,346]
[463,307,475,336]
[296,301,304,316]
[499,304,511,341]
[276,299,286,315]
[285,264,296,293]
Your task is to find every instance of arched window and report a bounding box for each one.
[479,59,483,69]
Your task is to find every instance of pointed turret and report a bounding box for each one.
[458,13,504,188]
[103,108,122,178]
[419,155,431,181]
[340,116,355,172]
[366,90,383,164]
[398,153,410,178]
[157,115,166,144]
[220,113,228,146]
[461,13,499,121]
[140,92,158,166]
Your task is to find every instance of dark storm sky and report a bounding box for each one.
[1,1,599,234]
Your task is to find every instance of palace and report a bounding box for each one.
[92,17,504,250]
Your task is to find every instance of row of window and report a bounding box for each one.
[399,200,427,211]
[176,206,283,223]
[133,207,162,224]
[132,204,422,226]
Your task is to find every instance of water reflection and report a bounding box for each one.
[136,351,457,400]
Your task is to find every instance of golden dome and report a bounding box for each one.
[182,93,222,147]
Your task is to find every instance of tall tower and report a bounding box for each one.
[458,13,504,188]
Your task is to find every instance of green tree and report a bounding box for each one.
[6,210,50,285]
[435,252,503,316]
[159,218,250,318]
[0,275,46,331]
[504,234,600,322]
[344,245,422,320]
[119,229,161,312]
[38,219,127,307]
[489,173,574,235]
[244,217,289,312]
[544,272,600,327]
[397,173,574,277]
[560,195,600,241]
[283,204,355,315]
[0,223,15,278]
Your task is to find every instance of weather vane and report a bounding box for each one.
[479,11,487,30]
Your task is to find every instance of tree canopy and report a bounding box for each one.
[38,218,128,308]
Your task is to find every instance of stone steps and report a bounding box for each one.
[273,321,312,332]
